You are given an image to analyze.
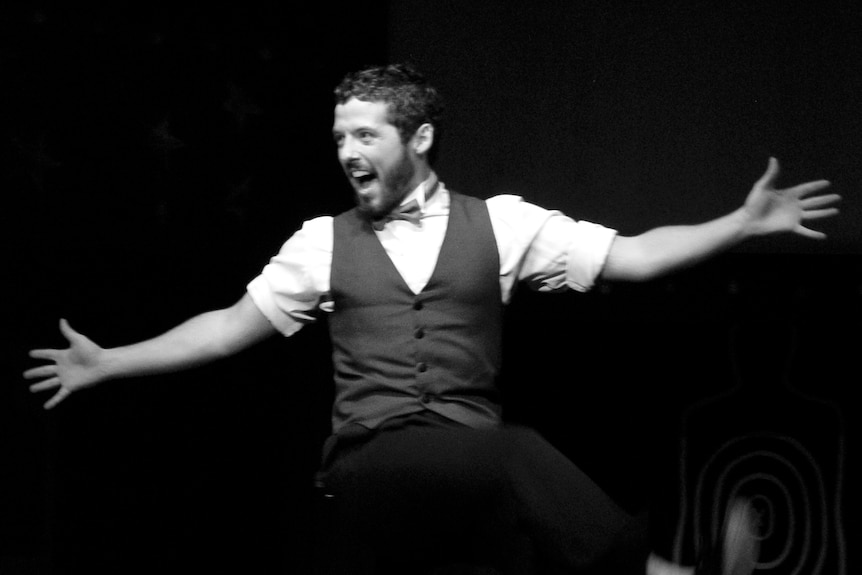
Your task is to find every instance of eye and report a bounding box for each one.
[333,133,344,147]
[358,130,376,144]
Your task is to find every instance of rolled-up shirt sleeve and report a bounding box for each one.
[563,218,617,291]
[487,195,617,296]
[246,216,334,336]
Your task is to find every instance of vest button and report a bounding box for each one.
[415,328,424,339]
[417,362,428,373]
[413,301,423,311]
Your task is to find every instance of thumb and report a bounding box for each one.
[58,318,79,343]
[755,156,780,189]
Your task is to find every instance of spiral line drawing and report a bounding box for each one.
[675,432,845,575]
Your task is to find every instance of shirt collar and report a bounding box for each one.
[400,172,440,213]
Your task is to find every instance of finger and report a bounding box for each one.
[800,193,841,209]
[794,225,828,240]
[755,157,780,189]
[29,349,61,361]
[44,387,71,410]
[786,180,832,198]
[799,194,841,210]
[802,207,840,220]
[23,365,58,379]
[30,377,60,393]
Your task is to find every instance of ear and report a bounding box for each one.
[412,123,434,156]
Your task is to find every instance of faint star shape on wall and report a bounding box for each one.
[11,132,62,194]
[27,9,47,25]
[224,176,253,223]
[148,31,165,46]
[223,82,263,131]
[146,119,185,153]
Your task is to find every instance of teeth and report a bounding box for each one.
[352,170,371,178]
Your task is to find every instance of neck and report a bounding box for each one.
[410,163,432,190]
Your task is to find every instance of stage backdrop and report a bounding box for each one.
[388,1,860,254]
[387,2,860,574]
[2,2,859,574]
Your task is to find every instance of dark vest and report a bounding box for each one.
[329,191,504,433]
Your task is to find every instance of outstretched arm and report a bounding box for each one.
[24,293,277,409]
[600,157,840,282]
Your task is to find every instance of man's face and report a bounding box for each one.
[333,98,420,219]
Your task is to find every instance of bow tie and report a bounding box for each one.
[370,177,440,231]
[371,199,422,231]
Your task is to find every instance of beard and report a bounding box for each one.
[354,151,417,220]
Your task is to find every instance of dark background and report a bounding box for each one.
[2,2,859,574]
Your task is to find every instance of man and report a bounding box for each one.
[25,64,839,574]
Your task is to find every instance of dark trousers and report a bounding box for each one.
[313,413,648,575]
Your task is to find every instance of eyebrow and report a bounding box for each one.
[332,126,378,138]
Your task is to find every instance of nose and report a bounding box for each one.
[338,135,359,163]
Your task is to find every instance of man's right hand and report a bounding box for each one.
[23,294,279,410]
[24,319,107,409]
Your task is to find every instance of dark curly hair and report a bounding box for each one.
[334,63,444,162]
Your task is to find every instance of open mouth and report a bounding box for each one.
[351,169,378,190]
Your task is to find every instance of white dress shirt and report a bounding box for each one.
[247,176,617,336]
